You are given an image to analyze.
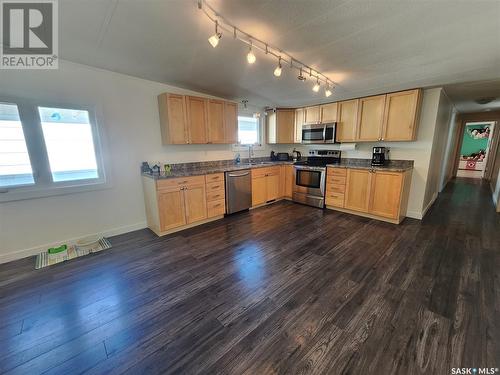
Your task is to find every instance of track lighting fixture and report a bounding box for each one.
[198,0,338,94]
[312,78,320,92]
[273,57,282,77]
[247,42,256,64]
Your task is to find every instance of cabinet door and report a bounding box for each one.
[252,176,267,206]
[276,109,295,144]
[382,89,422,141]
[158,188,186,231]
[294,108,304,143]
[357,95,386,142]
[207,99,225,144]
[266,169,280,201]
[337,100,359,142]
[158,93,188,145]
[304,106,320,125]
[285,165,294,198]
[266,110,277,144]
[224,101,238,144]
[320,102,338,123]
[344,169,371,212]
[184,184,207,224]
[186,96,208,144]
[369,171,403,219]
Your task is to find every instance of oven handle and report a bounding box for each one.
[320,169,326,196]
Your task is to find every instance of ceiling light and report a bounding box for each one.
[297,67,306,81]
[312,78,320,92]
[247,43,256,64]
[273,57,282,77]
[325,82,332,97]
[208,21,222,48]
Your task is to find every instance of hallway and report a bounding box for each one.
[0,179,498,374]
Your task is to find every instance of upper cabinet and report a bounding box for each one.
[158,93,188,144]
[294,108,304,143]
[158,93,238,145]
[303,106,320,125]
[336,99,359,142]
[224,101,238,144]
[356,94,386,142]
[267,108,295,144]
[382,89,422,141]
[320,102,338,123]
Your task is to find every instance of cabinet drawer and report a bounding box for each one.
[206,181,225,192]
[157,175,205,190]
[207,190,225,202]
[327,167,346,177]
[327,175,346,186]
[326,183,345,193]
[207,199,225,217]
[251,166,279,178]
[205,173,224,183]
[326,192,345,207]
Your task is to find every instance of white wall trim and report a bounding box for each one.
[406,210,423,220]
[0,221,147,265]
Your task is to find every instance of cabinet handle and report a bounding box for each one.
[213,204,221,207]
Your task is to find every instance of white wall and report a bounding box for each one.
[278,88,444,219]
[0,61,272,263]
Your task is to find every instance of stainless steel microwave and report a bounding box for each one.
[301,123,337,144]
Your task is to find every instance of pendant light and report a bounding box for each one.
[208,20,222,48]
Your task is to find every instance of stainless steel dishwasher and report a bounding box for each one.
[225,169,252,214]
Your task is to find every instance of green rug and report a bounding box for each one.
[35,238,112,269]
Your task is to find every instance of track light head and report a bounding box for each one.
[247,44,256,64]
[208,21,222,48]
[297,67,306,81]
[273,57,282,77]
[312,79,320,93]
[325,83,332,97]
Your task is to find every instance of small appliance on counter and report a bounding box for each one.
[292,148,301,162]
[372,147,390,166]
[270,151,290,161]
[292,150,341,208]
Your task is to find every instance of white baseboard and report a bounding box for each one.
[405,210,423,220]
[421,192,439,219]
[0,221,147,265]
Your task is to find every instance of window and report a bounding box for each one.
[38,107,99,182]
[238,116,260,145]
[0,98,105,201]
[0,103,34,187]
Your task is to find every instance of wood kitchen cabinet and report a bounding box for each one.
[294,108,305,143]
[158,93,238,145]
[344,169,372,212]
[382,89,422,141]
[320,102,338,123]
[251,166,281,206]
[284,165,294,198]
[143,174,224,236]
[336,99,359,142]
[158,93,188,144]
[207,99,225,144]
[304,106,320,125]
[329,167,412,223]
[267,109,295,144]
[224,101,238,144]
[356,95,386,142]
[186,96,208,144]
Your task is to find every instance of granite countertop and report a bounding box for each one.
[327,159,413,172]
[142,158,413,180]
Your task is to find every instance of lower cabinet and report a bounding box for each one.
[143,174,225,236]
[251,166,281,206]
[327,167,412,224]
[284,165,294,198]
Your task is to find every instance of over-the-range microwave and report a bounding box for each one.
[301,123,338,144]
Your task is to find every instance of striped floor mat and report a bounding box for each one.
[35,238,112,270]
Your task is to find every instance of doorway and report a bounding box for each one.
[456,121,495,179]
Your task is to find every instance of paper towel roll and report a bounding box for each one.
[339,143,357,151]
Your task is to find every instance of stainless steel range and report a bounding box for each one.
[292,150,341,208]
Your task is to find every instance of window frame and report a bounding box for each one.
[232,112,265,151]
[0,95,109,202]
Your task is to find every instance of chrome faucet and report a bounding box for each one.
[248,145,254,164]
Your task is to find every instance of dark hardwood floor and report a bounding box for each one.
[0,178,499,374]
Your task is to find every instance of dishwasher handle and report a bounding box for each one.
[227,172,250,177]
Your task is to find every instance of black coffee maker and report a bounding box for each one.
[372,147,389,166]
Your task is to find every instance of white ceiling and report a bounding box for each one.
[59,0,500,110]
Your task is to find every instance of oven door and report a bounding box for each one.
[302,124,326,144]
[293,167,325,196]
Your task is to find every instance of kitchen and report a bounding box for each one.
[0,1,499,374]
